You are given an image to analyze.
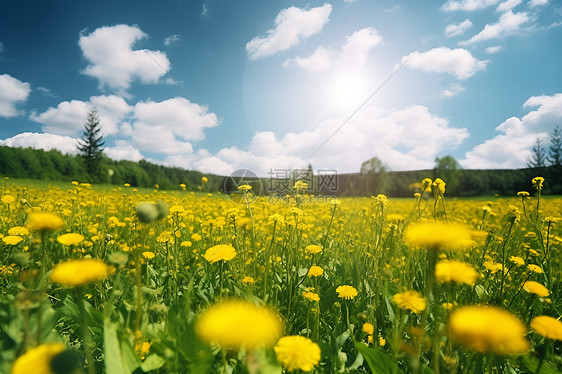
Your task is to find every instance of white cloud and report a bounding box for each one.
[284,27,382,72]
[398,47,488,79]
[105,140,144,161]
[196,104,469,175]
[385,5,402,12]
[30,95,132,136]
[497,0,522,12]
[0,132,79,154]
[442,0,501,11]
[283,46,331,72]
[442,83,467,97]
[79,24,170,93]
[485,45,503,53]
[202,4,209,16]
[445,19,473,37]
[0,74,31,118]
[130,97,218,154]
[461,93,562,168]
[460,11,529,45]
[344,0,356,3]
[246,4,332,60]
[529,0,548,7]
[0,42,3,53]
[164,34,180,46]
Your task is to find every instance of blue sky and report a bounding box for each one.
[0,0,561,176]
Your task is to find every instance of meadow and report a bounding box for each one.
[0,177,560,373]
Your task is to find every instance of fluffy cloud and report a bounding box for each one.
[529,0,548,7]
[192,105,469,175]
[30,95,132,136]
[441,0,501,11]
[164,34,180,46]
[485,45,503,53]
[497,0,522,12]
[130,97,218,154]
[0,74,31,118]
[461,93,562,168]
[398,47,488,79]
[79,24,170,93]
[460,11,529,45]
[445,19,473,37]
[105,140,144,161]
[442,83,467,97]
[246,4,332,60]
[0,132,79,154]
[284,27,382,72]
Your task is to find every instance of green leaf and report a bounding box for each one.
[140,354,166,372]
[104,318,139,374]
[353,341,395,374]
[385,297,395,323]
[521,355,561,374]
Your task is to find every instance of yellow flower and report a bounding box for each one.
[530,316,562,341]
[307,266,324,277]
[201,176,208,183]
[379,336,386,347]
[517,191,529,196]
[237,184,252,191]
[305,245,322,254]
[523,281,549,297]
[448,306,530,355]
[433,178,446,194]
[11,342,66,374]
[509,256,525,266]
[204,244,237,263]
[532,176,544,189]
[363,323,374,335]
[484,261,503,274]
[386,214,405,223]
[142,251,155,259]
[8,226,29,236]
[57,233,84,246]
[156,231,172,243]
[2,235,23,245]
[196,300,282,349]
[51,259,110,287]
[404,222,472,250]
[302,291,320,302]
[274,336,321,372]
[293,180,308,190]
[527,264,543,273]
[27,212,64,232]
[393,290,426,314]
[191,233,202,241]
[242,276,255,284]
[435,260,478,286]
[1,195,15,204]
[336,285,358,300]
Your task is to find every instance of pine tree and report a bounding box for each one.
[548,125,562,167]
[77,108,104,178]
[527,137,546,168]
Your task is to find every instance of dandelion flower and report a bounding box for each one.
[363,323,374,335]
[203,244,237,263]
[448,306,530,355]
[142,251,155,259]
[305,245,322,254]
[307,266,324,277]
[435,260,478,286]
[57,233,84,246]
[393,291,426,314]
[509,256,525,266]
[530,316,562,341]
[201,176,208,183]
[51,259,110,287]
[11,342,66,374]
[527,264,543,273]
[523,281,549,297]
[404,222,472,250]
[242,276,255,284]
[27,212,64,232]
[274,336,321,372]
[302,291,320,302]
[336,285,358,300]
[237,185,252,191]
[2,235,23,245]
[8,226,29,236]
[532,176,544,189]
[293,180,308,190]
[196,300,282,349]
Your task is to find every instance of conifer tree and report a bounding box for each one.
[548,125,561,167]
[527,137,546,168]
[77,108,104,178]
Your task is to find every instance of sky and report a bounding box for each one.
[0,0,561,176]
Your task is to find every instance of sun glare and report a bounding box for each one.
[326,70,374,113]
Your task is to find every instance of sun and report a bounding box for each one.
[326,70,374,114]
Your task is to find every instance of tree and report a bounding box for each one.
[434,155,460,195]
[77,108,104,179]
[527,137,547,168]
[548,125,562,167]
[360,156,388,195]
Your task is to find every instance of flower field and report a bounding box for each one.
[1,177,561,373]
